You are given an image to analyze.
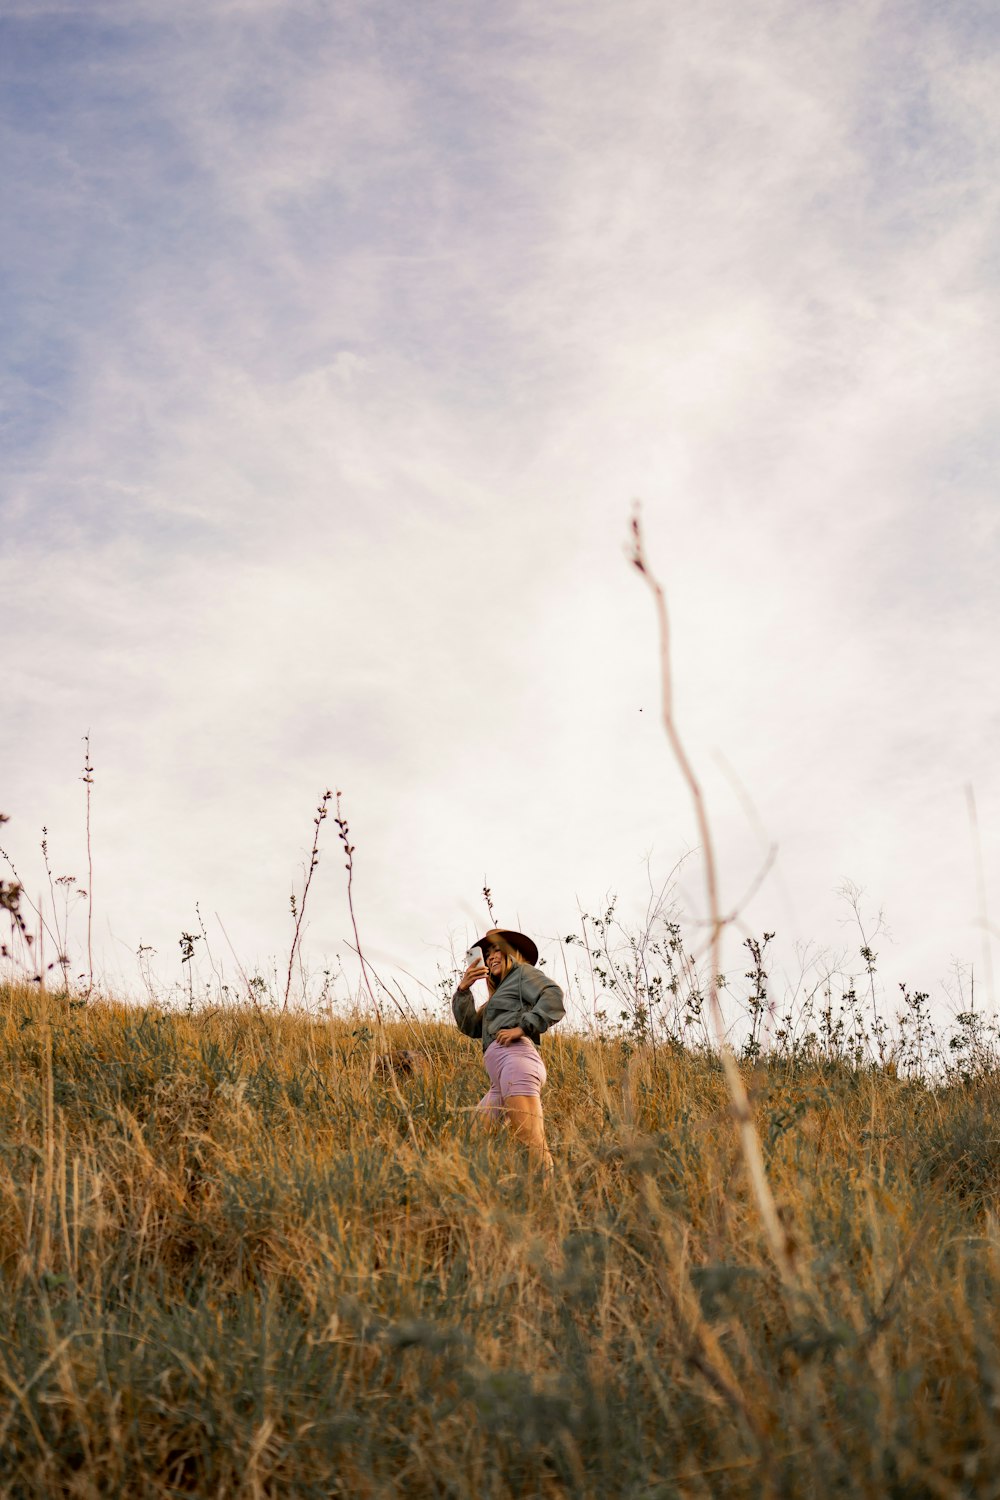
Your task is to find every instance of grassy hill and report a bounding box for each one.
[1,981,999,1497]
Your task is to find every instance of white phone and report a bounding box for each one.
[465,945,484,971]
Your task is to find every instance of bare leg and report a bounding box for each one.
[504,1095,553,1173]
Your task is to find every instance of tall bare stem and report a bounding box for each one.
[629,509,797,1288]
[283,791,331,1013]
[81,735,94,998]
[334,792,384,1024]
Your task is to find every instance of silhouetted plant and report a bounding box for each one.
[742,931,774,1060]
[80,732,94,995]
[283,789,331,1013]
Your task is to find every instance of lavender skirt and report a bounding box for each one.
[477,1039,547,1117]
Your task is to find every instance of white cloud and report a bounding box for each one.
[3,0,999,1025]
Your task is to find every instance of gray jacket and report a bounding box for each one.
[453,963,565,1054]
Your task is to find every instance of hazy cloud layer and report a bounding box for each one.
[2,0,998,1016]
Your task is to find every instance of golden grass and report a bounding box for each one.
[1,980,999,1497]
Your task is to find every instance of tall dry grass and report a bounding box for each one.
[2,980,1000,1496]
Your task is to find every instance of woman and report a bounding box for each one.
[453,928,565,1169]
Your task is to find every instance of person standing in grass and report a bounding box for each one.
[453,928,564,1171]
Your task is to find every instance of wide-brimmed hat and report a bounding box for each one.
[474,929,539,966]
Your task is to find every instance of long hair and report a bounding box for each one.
[483,931,526,996]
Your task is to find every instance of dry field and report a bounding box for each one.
[1,981,999,1497]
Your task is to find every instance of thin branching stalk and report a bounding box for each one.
[0,872,30,978]
[343,939,422,1030]
[81,734,94,997]
[195,900,224,1003]
[334,792,384,1024]
[0,838,58,980]
[40,829,72,992]
[332,796,422,1140]
[578,907,601,1023]
[629,507,798,1289]
[283,791,331,1013]
[334,794,416,1032]
[214,911,260,1011]
[40,830,53,990]
[35,895,45,991]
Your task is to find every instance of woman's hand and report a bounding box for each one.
[495,1026,525,1046]
[459,959,488,991]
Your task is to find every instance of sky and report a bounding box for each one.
[2,0,999,1032]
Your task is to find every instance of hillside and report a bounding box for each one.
[1,983,999,1496]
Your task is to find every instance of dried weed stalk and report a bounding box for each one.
[283,790,332,1013]
[334,791,383,1024]
[81,734,94,997]
[629,507,797,1288]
